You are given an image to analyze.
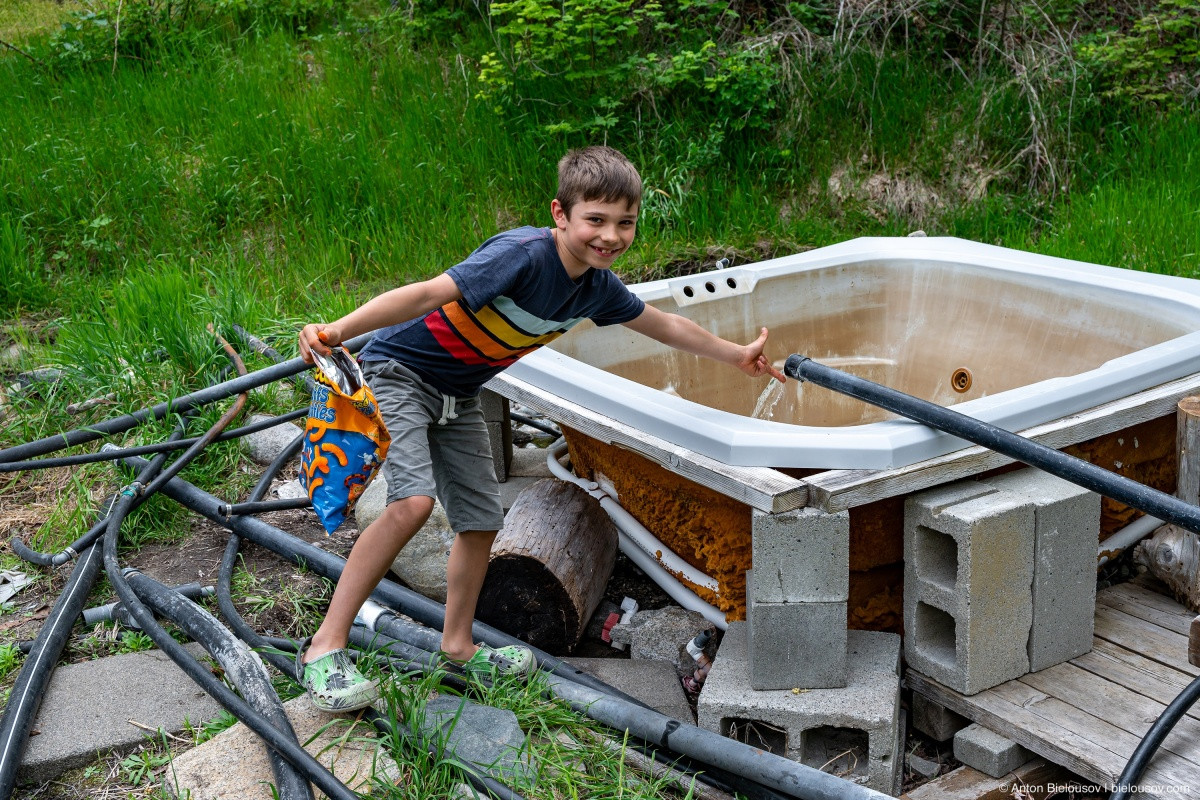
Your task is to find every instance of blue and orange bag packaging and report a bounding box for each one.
[300,347,391,534]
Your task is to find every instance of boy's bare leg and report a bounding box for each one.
[440,529,498,662]
[304,495,435,662]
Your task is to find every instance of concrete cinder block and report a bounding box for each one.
[746,570,846,690]
[750,508,849,603]
[698,623,903,795]
[911,692,969,742]
[481,389,512,482]
[953,723,1033,778]
[19,645,223,785]
[905,481,1035,695]
[982,468,1099,672]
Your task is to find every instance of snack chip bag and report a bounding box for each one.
[300,346,390,534]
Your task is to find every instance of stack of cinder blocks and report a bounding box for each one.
[480,389,513,482]
[699,507,904,795]
[906,468,1100,695]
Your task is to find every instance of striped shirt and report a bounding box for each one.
[358,227,645,396]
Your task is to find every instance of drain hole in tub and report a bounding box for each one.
[705,281,716,293]
[951,367,973,393]
[726,277,737,288]
[683,286,694,298]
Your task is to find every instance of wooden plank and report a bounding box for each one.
[487,375,809,513]
[901,759,1076,800]
[1099,585,1194,637]
[1020,662,1200,765]
[907,672,1124,787]
[1072,639,1200,724]
[805,372,1200,512]
[1093,604,1200,677]
[909,671,1200,798]
[1191,615,1200,668]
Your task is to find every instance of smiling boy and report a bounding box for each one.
[295,145,784,711]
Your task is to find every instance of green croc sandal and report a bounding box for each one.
[459,644,536,681]
[295,638,379,712]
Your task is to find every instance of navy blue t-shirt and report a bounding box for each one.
[358,226,645,396]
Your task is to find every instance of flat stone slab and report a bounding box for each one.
[169,696,398,799]
[18,644,224,785]
[563,657,695,724]
[423,697,534,784]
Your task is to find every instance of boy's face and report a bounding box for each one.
[550,197,638,277]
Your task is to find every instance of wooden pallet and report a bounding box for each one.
[908,577,1200,799]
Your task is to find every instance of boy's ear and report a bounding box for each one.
[550,198,569,227]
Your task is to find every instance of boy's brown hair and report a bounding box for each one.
[556,146,643,217]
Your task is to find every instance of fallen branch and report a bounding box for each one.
[0,38,40,65]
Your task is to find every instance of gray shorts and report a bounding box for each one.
[361,359,504,533]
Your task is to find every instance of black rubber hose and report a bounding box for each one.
[353,616,794,800]
[101,489,357,800]
[0,332,370,464]
[347,625,774,800]
[124,455,650,704]
[216,430,307,677]
[1110,673,1200,800]
[127,463,883,800]
[0,515,108,796]
[125,569,314,800]
[784,355,1200,534]
[232,324,319,395]
[0,409,307,474]
[219,497,311,517]
[81,583,213,628]
[510,412,561,438]
[0,421,185,796]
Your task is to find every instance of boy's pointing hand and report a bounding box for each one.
[739,327,786,383]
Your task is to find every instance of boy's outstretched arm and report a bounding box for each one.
[299,273,462,363]
[623,305,786,383]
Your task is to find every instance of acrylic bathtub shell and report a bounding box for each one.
[497,237,1200,470]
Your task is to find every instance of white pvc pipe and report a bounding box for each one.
[546,440,727,629]
[1098,513,1164,566]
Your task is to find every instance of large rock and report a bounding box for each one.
[169,695,398,799]
[355,476,456,604]
[609,606,715,678]
[241,413,305,466]
[422,697,535,784]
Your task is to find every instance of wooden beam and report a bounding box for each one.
[806,372,1200,512]
[488,375,809,513]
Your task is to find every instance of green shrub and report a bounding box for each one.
[1078,0,1200,105]
[476,1,780,137]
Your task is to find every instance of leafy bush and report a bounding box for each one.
[475,0,781,137]
[1078,0,1200,104]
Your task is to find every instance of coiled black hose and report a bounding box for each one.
[0,408,306,475]
[128,460,889,800]
[0,332,370,464]
[126,568,314,800]
[0,511,109,796]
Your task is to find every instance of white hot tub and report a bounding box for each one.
[499,237,1200,470]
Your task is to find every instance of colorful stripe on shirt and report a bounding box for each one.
[424,298,583,366]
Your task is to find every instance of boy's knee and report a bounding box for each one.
[382,495,435,526]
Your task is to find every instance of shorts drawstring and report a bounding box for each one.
[437,394,458,426]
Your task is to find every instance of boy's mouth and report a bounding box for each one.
[590,244,620,257]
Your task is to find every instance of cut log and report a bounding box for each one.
[1136,397,1200,612]
[477,478,619,653]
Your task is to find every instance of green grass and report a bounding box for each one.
[1,7,1198,796]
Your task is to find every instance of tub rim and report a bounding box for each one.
[496,236,1200,469]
